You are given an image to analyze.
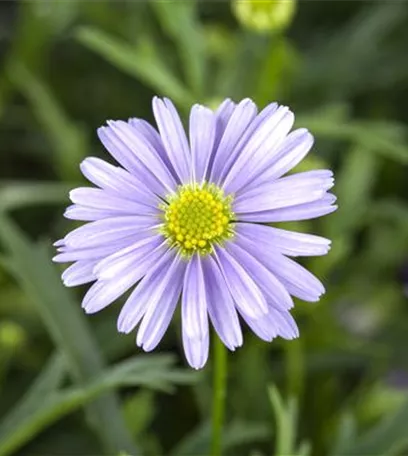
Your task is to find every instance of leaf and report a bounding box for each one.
[0,212,138,455]
[268,385,298,456]
[298,113,408,164]
[294,3,407,99]
[123,391,155,438]
[0,353,66,451]
[152,0,205,97]
[0,354,195,456]
[75,26,195,108]
[0,181,72,212]
[325,145,378,238]
[336,400,408,456]
[368,199,408,228]
[170,420,270,456]
[7,61,88,181]
[330,412,357,456]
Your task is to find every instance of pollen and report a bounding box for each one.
[161,183,235,256]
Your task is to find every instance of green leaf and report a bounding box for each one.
[0,354,195,456]
[368,199,408,228]
[0,181,72,212]
[336,400,408,456]
[0,213,137,455]
[330,412,357,456]
[298,112,408,164]
[296,440,312,456]
[170,420,269,456]
[123,391,155,438]
[325,145,378,238]
[7,61,88,181]
[76,26,195,108]
[0,353,66,451]
[268,385,298,456]
[152,0,205,97]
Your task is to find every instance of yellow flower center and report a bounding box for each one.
[161,184,235,257]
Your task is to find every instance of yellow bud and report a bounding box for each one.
[233,0,296,34]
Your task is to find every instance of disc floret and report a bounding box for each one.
[161,183,235,256]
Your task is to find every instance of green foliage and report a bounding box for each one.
[76,26,195,108]
[1,1,408,455]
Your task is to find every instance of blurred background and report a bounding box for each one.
[1,1,408,455]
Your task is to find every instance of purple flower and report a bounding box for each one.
[53,97,336,369]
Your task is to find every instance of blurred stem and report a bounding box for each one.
[285,339,304,399]
[211,335,227,456]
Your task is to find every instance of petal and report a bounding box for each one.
[214,246,268,319]
[222,106,295,194]
[182,324,209,370]
[93,235,165,281]
[63,217,159,249]
[52,236,135,263]
[81,271,139,314]
[234,170,334,214]
[238,193,337,223]
[236,223,331,257]
[213,99,236,149]
[97,125,173,196]
[117,248,177,334]
[128,118,178,180]
[61,260,97,287]
[206,98,236,178]
[69,188,158,216]
[236,236,325,302]
[137,254,186,351]
[202,255,243,350]
[225,241,293,311]
[152,97,191,183]
[246,128,314,190]
[105,120,177,192]
[80,157,158,206]
[241,312,278,342]
[189,105,216,183]
[181,254,210,369]
[182,254,208,340]
[268,308,299,340]
[214,102,278,184]
[209,99,258,184]
[64,204,120,222]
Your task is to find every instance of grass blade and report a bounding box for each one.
[0,182,73,212]
[0,212,138,455]
[7,62,88,181]
[152,0,205,97]
[0,355,195,456]
[76,26,194,108]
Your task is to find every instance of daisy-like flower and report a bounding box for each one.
[53,97,336,369]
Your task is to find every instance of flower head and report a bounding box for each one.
[54,97,336,369]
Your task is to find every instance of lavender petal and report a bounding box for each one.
[202,255,243,350]
[189,104,216,183]
[236,223,331,257]
[152,97,191,184]
[214,246,268,319]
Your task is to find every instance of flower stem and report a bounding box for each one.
[211,335,227,456]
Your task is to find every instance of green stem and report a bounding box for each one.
[211,335,228,456]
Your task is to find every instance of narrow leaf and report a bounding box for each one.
[76,26,194,107]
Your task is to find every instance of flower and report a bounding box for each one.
[53,97,336,369]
